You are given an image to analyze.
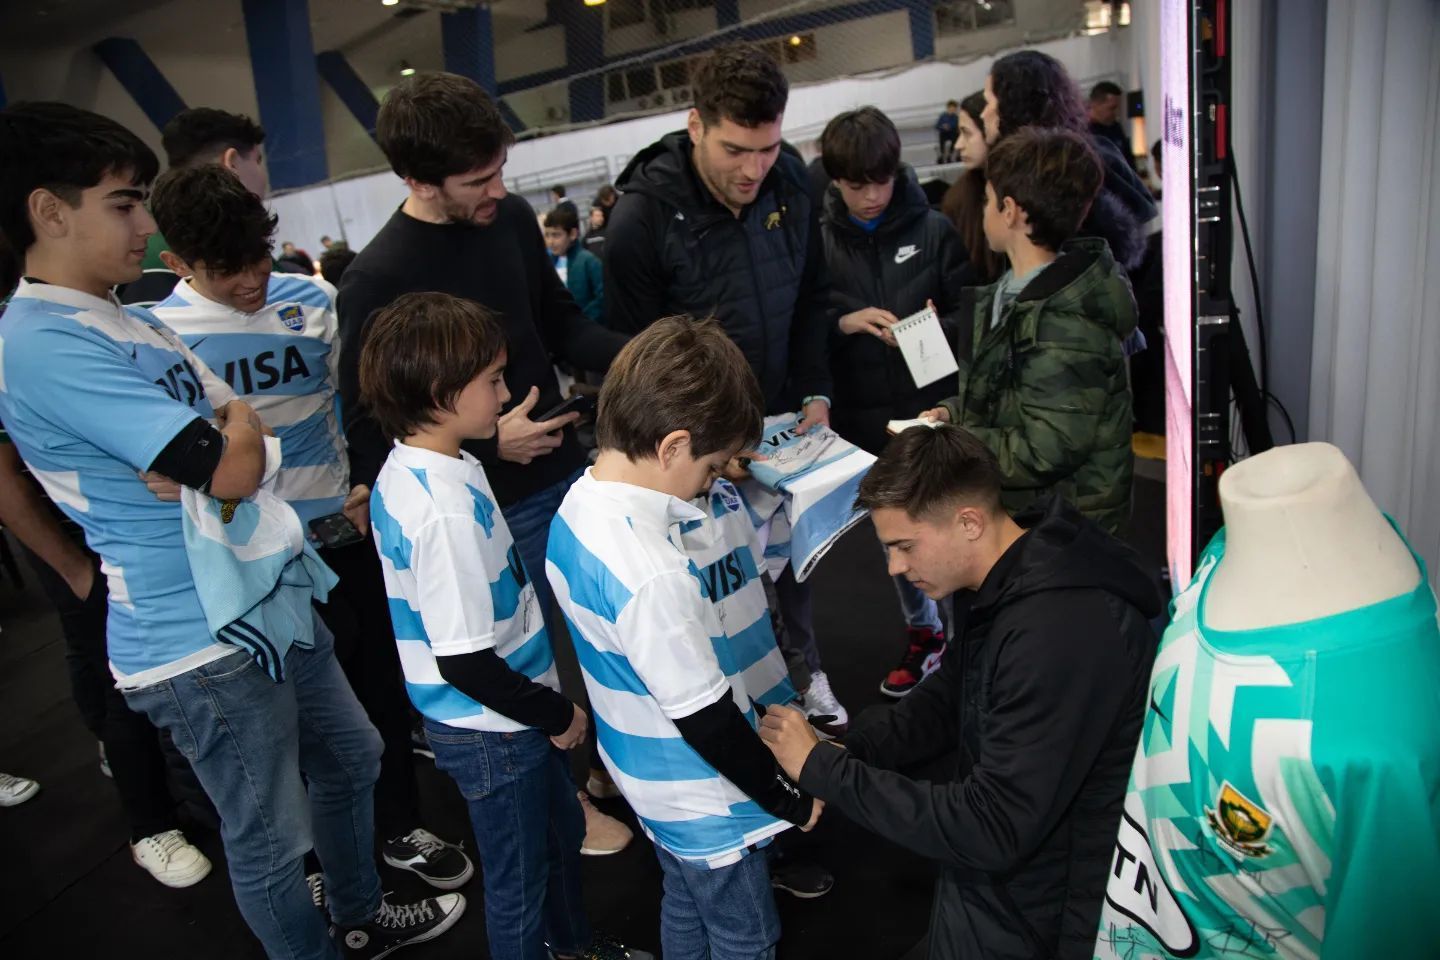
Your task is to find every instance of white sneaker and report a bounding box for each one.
[0,772,39,807]
[132,829,212,888]
[801,671,849,738]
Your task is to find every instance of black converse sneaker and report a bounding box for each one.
[382,828,474,890]
[335,892,465,958]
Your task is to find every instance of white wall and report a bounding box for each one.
[494,23,567,80]
[606,8,716,58]
[783,11,915,85]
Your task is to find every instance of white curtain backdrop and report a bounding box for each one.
[1310,0,1440,589]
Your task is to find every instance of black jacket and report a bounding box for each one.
[800,497,1161,960]
[1083,136,1157,273]
[606,131,834,413]
[336,196,627,506]
[820,165,967,454]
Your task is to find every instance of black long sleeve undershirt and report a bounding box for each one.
[673,694,813,827]
[434,648,574,736]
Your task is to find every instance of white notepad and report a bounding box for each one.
[886,417,943,436]
[892,305,958,388]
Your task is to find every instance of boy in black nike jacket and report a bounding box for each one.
[818,106,969,698]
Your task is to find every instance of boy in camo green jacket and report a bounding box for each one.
[924,127,1137,534]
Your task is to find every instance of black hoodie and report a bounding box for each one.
[820,164,968,455]
[605,130,834,413]
[799,496,1161,960]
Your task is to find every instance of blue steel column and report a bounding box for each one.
[562,2,604,124]
[905,0,936,61]
[316,51,379,139]
[442,7,526,133]
[241,0,328,190]
[92,38,188,131]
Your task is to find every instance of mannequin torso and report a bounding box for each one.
[1204,442,1417,630]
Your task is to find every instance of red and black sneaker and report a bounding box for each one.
[879,627,947,698]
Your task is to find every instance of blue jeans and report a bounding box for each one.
[425,721,589,960]
[124,615,383,960]
[654,844,781,960]
[502,467,585,624]
[893,574,943,633]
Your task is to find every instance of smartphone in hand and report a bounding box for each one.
[537,394,597,423]
[308,512,366,550]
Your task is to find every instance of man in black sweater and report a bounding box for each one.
[761,425,1161,960]
[605,46,847,764]
[336,72,632,853]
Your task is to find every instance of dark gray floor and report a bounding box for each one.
[0,477,1165,959]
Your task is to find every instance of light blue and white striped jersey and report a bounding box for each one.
[371,441,558,732]
[0,280,237,679]
[744,414,875,582]
[547,470,791,869]
[677,479,796,710]
[152,274,348,529]
[180,440,338,683]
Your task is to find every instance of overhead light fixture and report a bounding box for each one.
[382,0,399,6]
[399,60,416,76]
[584,0,607,6]
[789,35,803,46]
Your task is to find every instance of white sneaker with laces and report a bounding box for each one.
[800,670,849,738]
[132,829,212,888]
[0,772,39,807]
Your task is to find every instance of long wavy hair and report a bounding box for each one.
[989,50,1088,140]
[941,89,1005,283]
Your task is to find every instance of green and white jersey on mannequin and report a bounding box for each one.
[1095,446,1440,960]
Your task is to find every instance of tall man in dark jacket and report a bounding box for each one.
[817,105,969,699]
[335,72,635,856]
[605,46,848,749]
[761,425,1160,960]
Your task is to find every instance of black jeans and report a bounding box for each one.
[25,542,178,841]
[315,535,421,841]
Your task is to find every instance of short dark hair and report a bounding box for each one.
[596,316,763,461]
[946,99,959,108]
[151,164,276,274]
[544,205,579,234]
[856,425,1003,518]
[550,184,566,197]
[0,102,159,287]
[1089,80,1124,102]
[377,72,515,185]
[595,184,618,206]
[989,50,1087,140]
[692,45,789,128]
[820,106,900,184]
[319,246,356,286]
[359,292,508,441]
[985,127,1102,252]
[162,108,265,170]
